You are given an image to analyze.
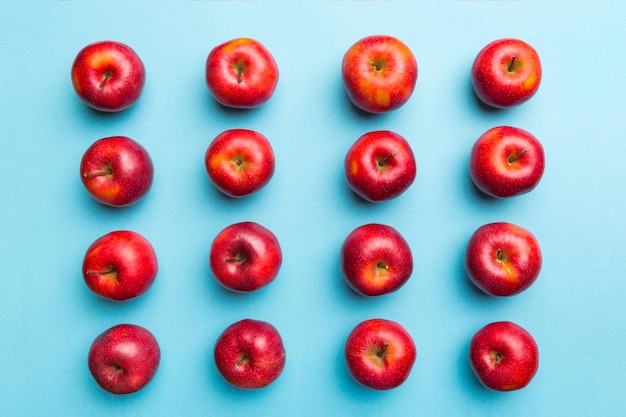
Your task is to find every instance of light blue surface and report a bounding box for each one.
[2,1,625,416]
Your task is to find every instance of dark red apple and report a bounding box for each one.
[341,223,413,296]
[205,129,275,198]
[71,40,145,112]
[82,230,158,301]
[469,126,545,198]
[344,318,416,390]
[205,38,279,109]
[88,323,161,394]
[342,35,417,113]
[464,222,542,297]
[469,321,539,391]
[214,319,286,389]
[345,130,417,202]
[210,222,282,292]
[471,38,542,109]
[80,136,154,207]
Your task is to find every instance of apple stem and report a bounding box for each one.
[83,167,113,178]
[236,65,245,83]
[86,268,116,275]
[507,55,517,72]
[99,71,113,89]
[370,59,385,72]
[377,342,389,358]
[225,251,245,264]
[377,152,396,167]
[507,149,527,164]
[494,352,503,365]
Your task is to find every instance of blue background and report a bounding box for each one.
[1,1,625,416]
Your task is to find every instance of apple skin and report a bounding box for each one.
[341,223,413,296]
[71,40,145,112]
[214,319,286,389]
[205,38,279,109]
[342,35,417,113]
[88,324,161,394]
[210,222,282,292]
[471,38,542,109]
[205,129,275,198]
[345,130,417,202]
[82,230,158,301]
[464,222,542,297]
[469,126,545,198]
[80,136,154,207]
[344,318,416,390]
[469,321,539,391]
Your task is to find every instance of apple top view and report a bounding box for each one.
[71,41,146,112]
[205,38,279,109]
[471,38,542,109]
[342,35,418,114]
[3,2,626,417]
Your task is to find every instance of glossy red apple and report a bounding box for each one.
[205,129,275,198]
[214,319,286,389]
[471,38,542,108]
[205,38,279,109]
[464,222,542,297]
[210,222,282,292]
[345,130,416,202]
[341,223,413,296]
[469,126,545,198]
[80,136,154,207]
[344,318,416,390]
[71,40,145,112]
[82,230,158,301]
[88,323,161,394]
[342,35,417,113]
[469,321,539,391]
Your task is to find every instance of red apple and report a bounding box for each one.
[80,136,154,207]
[342,35,417,114]
[214,319,286,389]
[210,222,282,292]
[469,321,539,391]
[71,40,145,112]
[341,224,413,296]
[344,318,416,390]
[88,323,161,394]
[205,38,279,109]
[82,230,158,301]
[345,130,416,202]
[471,38,542,108]
[469,126,545,198]
[464,222,542,297]
[205,129,275,198]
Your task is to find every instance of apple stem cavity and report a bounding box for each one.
[507,149,527,164]
[108,364,125,377]
[236,352,250,366]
